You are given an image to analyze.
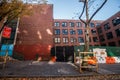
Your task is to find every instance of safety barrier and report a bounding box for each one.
[74,46,120,64]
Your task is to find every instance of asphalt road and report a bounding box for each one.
[0,61,120,77]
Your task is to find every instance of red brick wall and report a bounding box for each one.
[14,44,52,60]
[98,11,120,46]
[14,4,53,60]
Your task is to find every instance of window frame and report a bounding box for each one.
[76,22,82,27]
[54,37,61,44]
[106,32,113,40]
[70,29,76,35]
[93,37,98,42]
[54,22,60,27]
[54,29,60,35]
[112,17,120,26]
[91,29,97,34]
[63,37,69,44]
[78,37,84,43]
[70,37,76,43]
[99,35,105,42]
[69,22,75,27]
[77,29,83,35]
[104,23,110,31]
[89,22,95,28]
[62,22,67,27]
[96,23,101,27]
[62,29,68,35]
[115,28,120,37]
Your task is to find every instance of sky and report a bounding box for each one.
[47,0,120,20]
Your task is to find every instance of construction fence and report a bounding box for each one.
[74,46,120,64]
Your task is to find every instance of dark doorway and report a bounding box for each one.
[51,46,74,62]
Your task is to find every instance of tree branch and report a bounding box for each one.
[79,0,87,25]
[0,9,22,34]
[88,0,107,23]
[0,6,22,22]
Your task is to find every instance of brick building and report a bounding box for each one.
[13,4,54,60]
[97,11,120,46]
[0,4,120,60]
[53,19,102,47]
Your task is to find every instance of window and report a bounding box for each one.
[70,37,76,43]
[70,29,76,35]
[93,37,98,42]
[54,29,60,35]
[91,29,97,34]
[76,22,81,27]
[69,22,74,27]
[78,37,84,43]
[54,22,60,27]
[108,42,116,46]
[97,27,102,34]
[99,35,105,42]
[89,23,95,28]
[62,22,67,27]
[62,29,68,35]
[89,37,91,42]
[63,37,68,43]
[106,32,113,39]
[112,17,120,26]
[104,23,110,31]
[54,37,60,43]
[96,23,101,27]
[77,29,83,35]
[115,29,120,37]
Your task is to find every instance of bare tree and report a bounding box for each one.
[79,0,107,51]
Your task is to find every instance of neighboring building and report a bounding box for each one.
[97,11,120,46]
[53,19,102,47]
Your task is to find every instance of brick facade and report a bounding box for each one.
[97,11,120,46]
[13,4,120,60]
[14,4,53,60]
[53,19,102,47]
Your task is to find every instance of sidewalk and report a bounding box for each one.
[0,61,120,77]
[98,63,120,74]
